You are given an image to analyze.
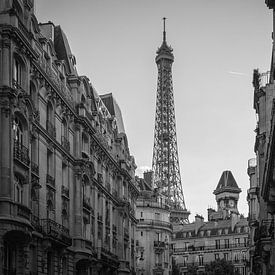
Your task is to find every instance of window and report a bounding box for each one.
[13,117,23,145]
[141,231,143,236]
[198,255,204,266]
[141,212,143,218]
[14,175,24,204]
[3,241,17,274]
[244,237,248,247]
[224,239,229,248]
[224,253,228,261]
[47,150,53,176]
[183,256,188,266]
[215,240,220,249]
[234,238,240,247]
[14,58,22,85]
[81,132,89,158]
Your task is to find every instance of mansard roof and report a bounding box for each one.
[100,93,125,134]
[213,170,241,195]
[54,25,77,76]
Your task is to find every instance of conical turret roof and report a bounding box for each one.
[213,171,241,195]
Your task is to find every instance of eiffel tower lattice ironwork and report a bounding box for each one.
[152,18,189,223]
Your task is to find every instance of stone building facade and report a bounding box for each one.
[248,2,275,274]
[172,171,249,275]
[0,0,139,274]
[135,171,173,275]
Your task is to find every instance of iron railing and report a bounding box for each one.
[40,218,72,246]
[138,219,172,230]
[14,140,30,166]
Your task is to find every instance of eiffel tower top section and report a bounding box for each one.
[156,18,174,63]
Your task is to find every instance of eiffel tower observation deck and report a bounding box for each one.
[152,18,190,224]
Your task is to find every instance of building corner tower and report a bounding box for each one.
[152,18,190,224]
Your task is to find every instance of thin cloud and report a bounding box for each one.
[228,71,247,76]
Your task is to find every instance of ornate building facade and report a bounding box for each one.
[0,0,138,274]
[248,1,275,274]
[135,171,173,275]
[172,171,249,275]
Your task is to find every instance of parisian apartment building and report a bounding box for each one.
[172,171,249,275]
[248,1,275,274]
[135,171,173,275]
[0,0,139,274]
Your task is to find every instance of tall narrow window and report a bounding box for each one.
[14,59,22,85]
[14,175,24,204]
[13,117,23,145]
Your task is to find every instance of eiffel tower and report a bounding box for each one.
[152,18,190,224]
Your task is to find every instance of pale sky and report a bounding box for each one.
[35,0,272,221]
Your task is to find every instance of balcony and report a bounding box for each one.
[61,136,70,151]
[13,140,30,166]
[31,161,39,175]
[16,203,31,220]
[41,218,72,246]
[61,185,69,198]
[173,243,249,253]
[138,219,173,230]
[154,241,166,248]
[46,120,56,138]
[46,174,55,188]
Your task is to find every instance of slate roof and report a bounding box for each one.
[100,93,125,134]
[174,217,248,239]
[213,170,241,195]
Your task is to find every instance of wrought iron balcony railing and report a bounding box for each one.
[31,214,42,232]
[154,241,166,248]
[46,120,56,138]
[40,218,72,246]
[61,136,70,151]
[173,242,249,253]
[14,140,30,166]
[138,219,172,230]
[16,203,31,220]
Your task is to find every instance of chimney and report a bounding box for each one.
[207,208,216,221]
[195,214,204,235]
